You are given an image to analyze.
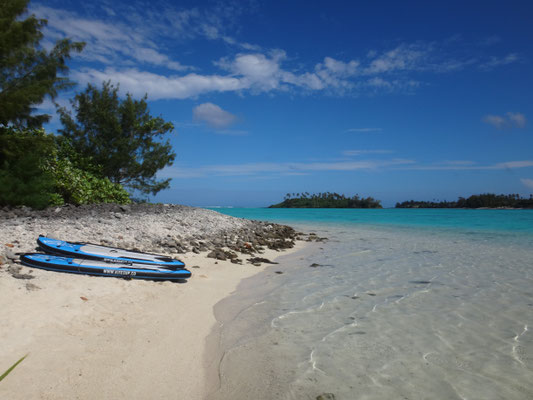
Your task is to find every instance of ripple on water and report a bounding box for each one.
[210,223,533,400]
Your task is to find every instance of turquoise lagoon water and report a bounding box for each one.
[207,209,533,400]
[210,208,533,235]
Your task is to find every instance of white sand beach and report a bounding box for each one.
[0,204,306,399]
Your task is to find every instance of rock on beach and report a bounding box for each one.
[0,203,299,268]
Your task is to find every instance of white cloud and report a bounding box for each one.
[363,77,421,92]
[193,103,237,129]
[343,150,393,156]
[506,112,527,128]
[221,52,286,91]
[73,51,367,99]
[216,51,346,93]
[70,38,499,100]
[483,114,507,129]
[32,5,191,72]
[521,178,533,190]
[403,160,533,171]
[322,57,359,76]
[364,43,429,75]
[161,156,533,179]
[493,161,533,169]
[72,68,247,100]
[298,57,363,92]
[441,160,476,166]
[32,2,261,71]
[480,53,520,70]
[33,2,525,100]
[482,112,527,129]
[161,158,415,178]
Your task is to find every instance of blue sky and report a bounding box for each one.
[32,0,533,207]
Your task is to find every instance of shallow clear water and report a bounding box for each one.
[208,209,533,400]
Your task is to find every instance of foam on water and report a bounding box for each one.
[208,210,533,400]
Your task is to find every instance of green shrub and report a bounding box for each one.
[0,127,130,208]
[48,158,130,205]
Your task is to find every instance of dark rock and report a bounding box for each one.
[207,248,239,261]
[247,257,278,265]
[317,394,335,400]
[275,271,283,274]
[8,265,34,280]
[309,263,334,268]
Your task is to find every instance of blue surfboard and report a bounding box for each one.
[37,236,185,270]
[21,253,191,281]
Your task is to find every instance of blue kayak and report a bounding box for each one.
[37,236,185,270]
[21,253,191,281]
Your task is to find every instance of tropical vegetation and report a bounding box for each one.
[395,194,533,209]
[269,192,382,208]
[0,0,175,209]
[0,0,84,128]
[57,82,175,196]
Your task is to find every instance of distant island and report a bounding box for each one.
[395,193,533,209]
[269,192,382,208]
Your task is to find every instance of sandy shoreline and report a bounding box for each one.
[0,204,309,399]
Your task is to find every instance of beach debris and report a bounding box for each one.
[80,296,89,301]
[0,354,28,382]
[191,265,200,269]
[316,394,335,400]
[4,243,14,248]
[275,271,284,274]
